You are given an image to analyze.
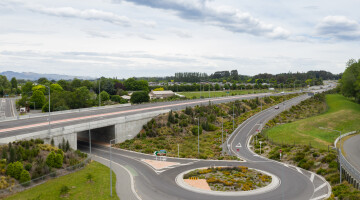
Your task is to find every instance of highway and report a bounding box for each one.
[343,134,360,174]
[0,92,281,139]
[0,98,16,119]
[78,94,330,200]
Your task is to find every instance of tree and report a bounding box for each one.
[102,79,116,95]
[100,91,110,102]
[111,95,121,103]
[19,169,31,185]
[22,81,34,95]
[9,147,15,163]
[71,78,82,89]
[65,140,70,152]
[215,83,220,91]
[50,84,63,93]
[30,90,46,109]
[130,91,150,104]
[32,85,46,94]
[6,162,14,177]
[341,59,360,103]
[10,77,17,90]
[37,77,49,85]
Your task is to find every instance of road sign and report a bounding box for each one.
[279,149,282,153]
[237,149,239,152]
[154,150,167,156]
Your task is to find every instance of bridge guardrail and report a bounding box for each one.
[0,103,131,122]
[339,151,360,187]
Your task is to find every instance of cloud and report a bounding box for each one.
[28,5,156,27]
[316,16,360,40]
[170,29,192,38]
[114,0,290,39]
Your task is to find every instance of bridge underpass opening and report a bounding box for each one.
[77,125,115,151]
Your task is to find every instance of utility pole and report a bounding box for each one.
[221,117,223,155]
[178,144,179,158]
[199,83,201,99]
[44,85,51,137]
[232,105,235,131]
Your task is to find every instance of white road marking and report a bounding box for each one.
[296,167,303,174]
[310,194,328,200]
[310,173,315,182]
[283,163,289,167]
[314,183,327,192]
[235,143,242,148]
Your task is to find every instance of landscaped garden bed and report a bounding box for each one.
[183,166,272,191]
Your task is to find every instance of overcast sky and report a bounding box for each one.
[1,0,359,78]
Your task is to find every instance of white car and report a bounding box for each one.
[275,106,279,109]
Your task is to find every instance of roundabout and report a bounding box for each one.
[175,166,280,196]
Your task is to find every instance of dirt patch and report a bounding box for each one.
[142,159,179,170]
[184,179,211,191]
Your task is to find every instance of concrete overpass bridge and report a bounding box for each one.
[0,93,279,149]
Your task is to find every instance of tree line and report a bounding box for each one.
[340,59,360,103]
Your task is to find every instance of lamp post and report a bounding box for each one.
[221,117,224,155]
[109,138,116,197]
[197,117,200,155]
[319,127,342,183]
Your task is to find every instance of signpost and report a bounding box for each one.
[154,150,167,161]
[279,149,282,160]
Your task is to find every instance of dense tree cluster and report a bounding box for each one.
[340,59,360,103]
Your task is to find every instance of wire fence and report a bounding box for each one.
[0,156,92,198]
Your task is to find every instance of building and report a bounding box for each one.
[149,90,175,99]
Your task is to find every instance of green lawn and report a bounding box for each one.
[5,161,118,200]
[265,94,360,149]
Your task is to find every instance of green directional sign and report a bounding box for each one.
[154,150,167,156]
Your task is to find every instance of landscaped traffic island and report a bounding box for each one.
[183,166,272,192]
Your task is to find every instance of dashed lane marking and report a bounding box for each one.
[310,194,328,200]
[310,173,315,182]
[296,167,303,174]
[314,183,327,192]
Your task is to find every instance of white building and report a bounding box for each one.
[149,90,175,99]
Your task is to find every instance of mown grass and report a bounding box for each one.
[265,94,360,149]
[5,161,118,200]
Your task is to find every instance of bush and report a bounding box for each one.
[20,169,31,185]
[25,163,32,171]
[54,153,63,168]
[6,163,14,177]
[13,161,24,180]
[60,185,70,196]
[46,151,56,167]
[130,91,150,104]
[191,126,203,136]
[316,168,326,175]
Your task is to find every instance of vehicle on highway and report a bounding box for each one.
[275,105,279,109]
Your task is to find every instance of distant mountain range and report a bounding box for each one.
[0,71,94,81]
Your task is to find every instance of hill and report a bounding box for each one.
[0,71,93,81]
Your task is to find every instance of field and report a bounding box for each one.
[265,94,360,149]
[5,161,118,200]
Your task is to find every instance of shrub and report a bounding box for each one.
[20,170,31,185]
[316,168,326,175]
[6,163,14,177]
[46,151,56,167]
[25,163,32,171]
[60,185,70,196]
[191,126,202,136]
[329,160,338,169]
[13,161,24,180]
[86,173,93,182]
[54,153,63,168]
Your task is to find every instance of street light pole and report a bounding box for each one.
[99,79,101,107]
[109,138,116,197]
[221,117,223,155]
[233,105,235,131]
[259,141,263,154]
[197,117,200,156]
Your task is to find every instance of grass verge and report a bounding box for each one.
[265,94,360,149]
[5,161,118,200]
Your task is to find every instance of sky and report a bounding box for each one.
[0,0,359,78]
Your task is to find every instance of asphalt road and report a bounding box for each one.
[78,94,330,200]
[343,134,360,173]
[0,92,286,139]
[0,98,16,118]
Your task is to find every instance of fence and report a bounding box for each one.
[0,156,92,198]
[339,151,360,189]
